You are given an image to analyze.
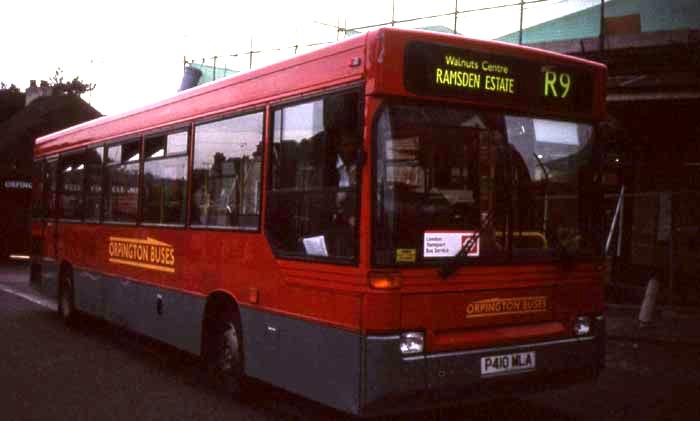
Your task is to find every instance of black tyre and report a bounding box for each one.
[206,310,244,394]
[57,269,77,324]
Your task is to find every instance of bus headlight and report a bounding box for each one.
[573,316,592,336]
[399,332,424,355]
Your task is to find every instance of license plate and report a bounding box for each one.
[480,351,536,376]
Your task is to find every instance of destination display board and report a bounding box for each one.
[404,41,594,116]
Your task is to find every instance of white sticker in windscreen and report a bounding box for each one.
[423,231,479,258]
[303,235,329,257]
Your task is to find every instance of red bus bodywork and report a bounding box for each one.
[32,29,607,415]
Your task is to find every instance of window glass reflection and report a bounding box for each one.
[104,162,140,223]
[59,152,85,220]
[167,131,188,155]
[191,112,264,228]
[266,92,361,260]
[145,136,166,159]
[84,147,103,221]
[44,161,58,219]
[143,157,188,224]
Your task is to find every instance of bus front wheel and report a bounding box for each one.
[207,311,244,394]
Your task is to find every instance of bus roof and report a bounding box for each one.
[34,32,369,157]
[35,28,606,158]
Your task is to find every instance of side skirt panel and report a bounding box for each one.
[239,306,362,415]
[72,268,206,355]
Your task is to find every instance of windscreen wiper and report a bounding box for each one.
[438,131,511,279]
[438,208,496,279]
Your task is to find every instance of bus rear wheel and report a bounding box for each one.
[207,312,244,394]
[58,269,76,324]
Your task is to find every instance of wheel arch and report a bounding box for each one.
[201,291,242,357]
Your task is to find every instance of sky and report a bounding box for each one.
[1,0,602,116]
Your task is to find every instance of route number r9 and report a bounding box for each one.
[544,70,571,98]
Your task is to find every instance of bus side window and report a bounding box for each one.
[104,139,141,224]
[45,160,58,219]
[59,151,86,221]
[266,90,362,260]
[143,130,189,225]
[191,112,264,229]
[84,147,104,222]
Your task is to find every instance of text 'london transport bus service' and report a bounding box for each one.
[31,28,607,416]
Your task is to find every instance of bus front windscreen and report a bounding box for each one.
[373,103,599,266]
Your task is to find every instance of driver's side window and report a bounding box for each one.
[266,90,362,260]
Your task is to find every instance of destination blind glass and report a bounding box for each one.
[404,41,594,116]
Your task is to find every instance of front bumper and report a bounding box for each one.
[362,332,604,415]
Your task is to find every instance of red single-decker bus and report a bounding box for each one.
[31,28,607,415]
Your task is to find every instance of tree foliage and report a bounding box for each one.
[0,68,96,97]
[49,68,96,96]
[0,82,21,94]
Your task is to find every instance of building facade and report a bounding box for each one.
[500,0,700,305]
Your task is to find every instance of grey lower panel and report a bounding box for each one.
[362,335,603,415]
[239,306,362,415]
[72,268,206,355]
[424,337,599,390]
[364,335,427,406]
[233,309,602,416]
